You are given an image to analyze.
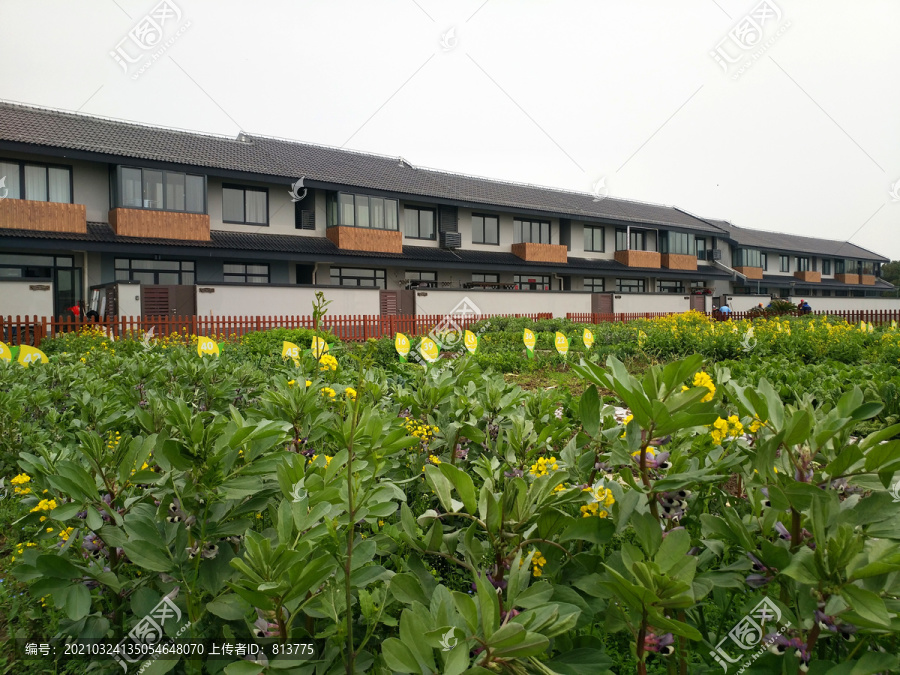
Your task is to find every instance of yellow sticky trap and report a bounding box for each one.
[523,329,536,350]
[464,330,478,353]
[282,341,300,365]
[0,341,11,362]
[311,337,329,359]
[18,345,48,366]
[197,337,219,357]
[554,331,569,356]
[583,328,594,349]
[395,333,410,360]
[419,337,439,363]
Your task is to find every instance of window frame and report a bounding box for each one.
[329,267,387,289]
[115,166,206,214]
[760,253,768,271]
[513,218,551,245]
[405,270,438,288]
[796,256,810,272]
[404,206,437,240]
[583,277,605,292]
[659,231,695,256]
[0,158,74,203]
[327,193,399,230]
[822,259,831,275]
[583,225,605,252]
[114,258,195,285]
[695,237,706,261]
[472,213,500,245]
[223,262,270,284]
[616,278,646,293]
[513,274,550,291]
[472,273,500,284]
[657,280,685,293]
[222,184,269,225]
[616,229,647,251]
[779,255,790,273]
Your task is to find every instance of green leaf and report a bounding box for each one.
[207,594,251,621]
[560,517,615,546]
[656,528,691,573]
[841,584,891,627]
[439,463,477,515]
[580,385,600,437]
[50,503,82,521]
[122,542,172,573]
[382,637,421,673]
[65,583,92,621]
[35,555,82,580]
[223,662,265,675]
[390,573,430,607]
[424,465,454,513]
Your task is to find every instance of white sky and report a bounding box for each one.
[1,0,898,258]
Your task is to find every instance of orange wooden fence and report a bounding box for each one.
[2,308,898,347]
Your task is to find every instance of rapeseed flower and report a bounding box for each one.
[528,456,559,477]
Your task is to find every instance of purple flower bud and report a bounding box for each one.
[775,522,791,540]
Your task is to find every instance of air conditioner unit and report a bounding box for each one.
[440,231,462,249]
[706,249,723,261]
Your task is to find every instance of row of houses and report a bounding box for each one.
[0,101,894,320]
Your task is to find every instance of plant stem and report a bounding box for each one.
[790,507,801,552]
[344,404,360,674]
[637,610,648,675]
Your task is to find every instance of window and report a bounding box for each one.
[796,257,810,272]
[223,263,269,284]
[616,229,647,251]
[0,159,72,203]
[0,253,66,279]
[761,253,768,271]
[472,214,499,245]
[405,270,437,288]
[472,273,500,284]
[584,225,605,252]
[822,259,831,275]
[115,258,195,285]
[695,237,706,261]
[514,275,550,290]
[732,248,761,267]
[514,219,550,244]
[327,193,399,230]
[779,255,790,272]
[616,278,645,293]
[116,167,205,213]
[657,280,685,293]
[330,267,386,288]
[584,277,605,292]
[659,231,695,255]
[223,185,268,225]
[861,261,877,275]
[821,289,832,296]
[405,206,436,239]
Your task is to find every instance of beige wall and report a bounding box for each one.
[414,289,590,318]
[612,293,691,313]
[195,285,381,316]
[207,179,326,237]
[0,281,54,317]
[787,297,900,311]
[722,295,772,311]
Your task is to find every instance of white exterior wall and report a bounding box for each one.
[414,289,591,318]
[612,293,691,313]
[0,281,54,317]
[722,294,771,311]
[787,297,900,311]
[195,285,381,317]
[207,179,327,237]
[117,283,142,316]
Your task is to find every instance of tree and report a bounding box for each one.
[881,261,900,296]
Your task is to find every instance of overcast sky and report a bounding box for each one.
[1,0,898,258]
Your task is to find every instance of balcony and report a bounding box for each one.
[615,250,661,268]
[327,225,402,254]
[835,273,860,285]
[861,274,876,285]
[511,242,567,264]
[0,198,86,234]
[793,270,821,283]
[733,266,763,280]
[661,253,697,271]
[109,208,210,241]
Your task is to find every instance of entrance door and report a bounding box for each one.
[690,294,706,312]
[54,268,83,318]
[591,292,614,314]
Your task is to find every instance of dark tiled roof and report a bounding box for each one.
[0,223,731,279]
[0,101,720,232]
[706,219,887,262]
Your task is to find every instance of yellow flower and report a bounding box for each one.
[320,387,336,399]
[11,473,31,486]
[319,354,338,371]
[288,380,296,386]
[528,456,559,477]
[306,380,312,387]
[748,417,766,433]
[691,371,716,403]
[345,387,357,401]
[620,414,633,438]
[58,527,74,541]
[378,520,385,527]
[30,499,58,514]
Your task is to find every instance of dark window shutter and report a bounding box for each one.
[438,205,458,233]
[380,290,398,315]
